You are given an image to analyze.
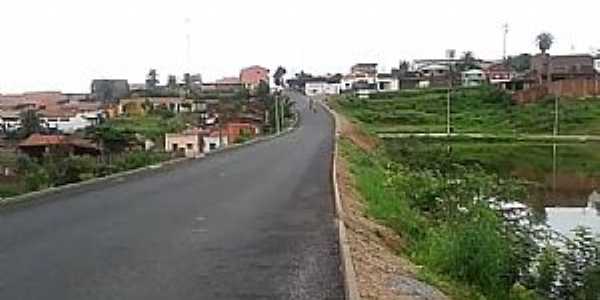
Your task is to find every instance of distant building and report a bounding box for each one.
[39,109,103,134]
[203,130,228,152]
[118,98,205,116]
[165,129,205,158]
[0,110,22,132]
[462,69,487,87]
[305,81,341,96]
[91,80,130,102]
[376,74,399,92]
[484,63,516,88]
[350,63,378,76]
[18,134,100,158]
[240,66,270,90]
[530,54,597,82]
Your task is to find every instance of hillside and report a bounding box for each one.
[334,86,600,136]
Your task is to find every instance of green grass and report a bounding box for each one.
[333,86,600,136]
[340,138,515,299]
[103,115,186,140]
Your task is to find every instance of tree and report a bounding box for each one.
[273,66,287,87]
[509,53,532,72]
[536,32,554,55]
[255,81,271,100]
[93,126,134,162]
[458,51,478,71]
[167,75,177,89]
[399,60,410,72]
[146,69,160,90]
[18,110,42,139]
[234,86,250,101]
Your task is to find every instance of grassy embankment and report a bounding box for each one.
[335,86,600,136]
[333,88,600,299]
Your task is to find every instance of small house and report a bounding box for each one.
[462,69,487,87]
[18,134,100,158]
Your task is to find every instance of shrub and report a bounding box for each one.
[24,167,50,191]
[416,206,512,299]
[0,185,22,198]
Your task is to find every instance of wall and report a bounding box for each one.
[513,79,600,104]
[203,135,228,153]
[165,134,202,158]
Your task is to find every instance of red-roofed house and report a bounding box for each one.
[240,66,270,90]
[18,134,100,158]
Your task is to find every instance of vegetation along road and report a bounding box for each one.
[0,93,344,299]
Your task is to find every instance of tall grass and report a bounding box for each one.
[341,137,600,299]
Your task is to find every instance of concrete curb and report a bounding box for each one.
[0,156,191,209]
[318,98,361,300]
[0,113,300,210]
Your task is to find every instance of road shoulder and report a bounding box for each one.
[322,98,448,300]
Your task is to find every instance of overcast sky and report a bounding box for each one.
[1,0,599,93]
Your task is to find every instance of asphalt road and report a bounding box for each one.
[0,93,344,300]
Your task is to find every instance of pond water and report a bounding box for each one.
[385,141,600,236]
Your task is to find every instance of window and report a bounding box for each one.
[186,143,193,150]
[172,143,178,150]
[209,143,217,150]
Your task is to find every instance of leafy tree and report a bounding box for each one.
[145,69,160,90]
[93,126,134,162]
[18,110,43,139]
[536,32,554,54]
[273,66,287,86]
[167,75,177,89]
[234,86,250,101]
[255,81,271,100]
[509,54,532,72]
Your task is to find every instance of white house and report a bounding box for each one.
[41,111,103,134]
[419,64,450,77]
[203,131,229,153]
[165,132,204,158]
[462,69,487,87]
[305,81,341,96]
[376,75,400,92]
[0,111,21,132]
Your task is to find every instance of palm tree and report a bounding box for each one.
[536,32,554,55]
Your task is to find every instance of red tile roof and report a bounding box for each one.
[19,134,67,147]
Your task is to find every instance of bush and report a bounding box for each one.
[416,206,512,299]
[113,151,168,171]
[0,185,22,198]
[24,167,50,192]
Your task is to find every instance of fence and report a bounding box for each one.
[513,78,600,104]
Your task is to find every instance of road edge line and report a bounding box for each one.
[319,97,361,300]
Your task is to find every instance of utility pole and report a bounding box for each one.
[446,51,455,136]
[554,92,559,137]
[447,86,451,136]
[502,23,509,61]
[274,94,280,133]
[280,95,285,129]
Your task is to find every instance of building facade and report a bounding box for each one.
[240,66,270,90]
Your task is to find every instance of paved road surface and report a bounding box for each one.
[0,93,343,299]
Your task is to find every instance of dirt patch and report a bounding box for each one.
[337,115,379,153]
[335,112,448,300]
